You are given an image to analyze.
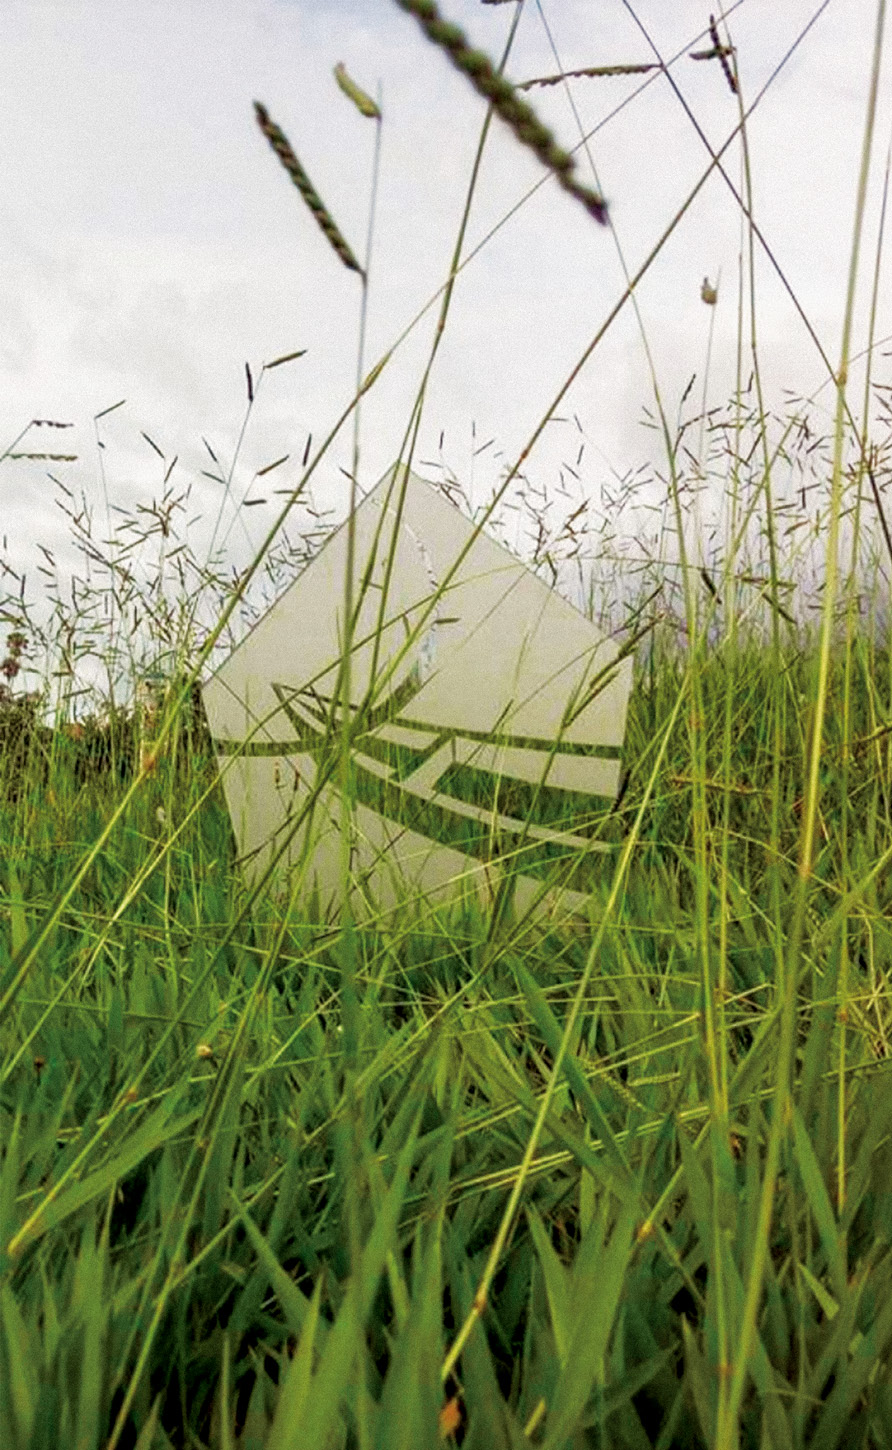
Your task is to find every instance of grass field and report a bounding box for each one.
[3,3,892,1447]
[5,618,892,1450]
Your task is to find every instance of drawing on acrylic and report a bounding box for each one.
[201,464,633,919]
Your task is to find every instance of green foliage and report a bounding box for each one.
[2,617,892,1447]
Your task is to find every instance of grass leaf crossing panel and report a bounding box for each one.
[201,465,632,919]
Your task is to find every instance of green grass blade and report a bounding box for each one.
[540,1201,638,1449]
[266,1277,324,1449]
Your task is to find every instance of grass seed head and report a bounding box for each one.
[393,0,608,223]
[253,101,365,277]
[439,1397,462,1439]
[334,62,381,119]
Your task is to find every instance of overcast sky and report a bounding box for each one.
[2,0,890,629]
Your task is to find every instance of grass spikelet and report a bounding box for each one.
[438,1396,462,1438]
[6,451,77,462]
[392,0,608,224]
[253,101,365,276]
[333,61,382,119]
[264,347,307,369]
[705,12,738,95]
[519,62,661,90]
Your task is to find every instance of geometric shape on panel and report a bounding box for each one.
[201,464,632,921]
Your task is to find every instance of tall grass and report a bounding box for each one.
[3,2,892,1448]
